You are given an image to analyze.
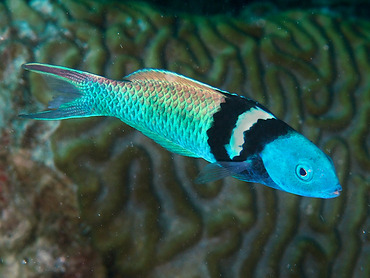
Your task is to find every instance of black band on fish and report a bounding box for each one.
[236,118,293,161]
[207,94,257,161]
[207,93,280,162]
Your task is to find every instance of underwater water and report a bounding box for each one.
[1,0,370,277]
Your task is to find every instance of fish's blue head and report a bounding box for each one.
[260,132,341,198]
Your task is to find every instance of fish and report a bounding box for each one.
[19,63,342,198]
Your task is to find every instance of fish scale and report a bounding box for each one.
[19,63,342,198]
[87,76,225,162]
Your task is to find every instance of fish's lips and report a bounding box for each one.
[321,184,342,198]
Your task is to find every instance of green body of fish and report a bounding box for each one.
[99,74,227,162]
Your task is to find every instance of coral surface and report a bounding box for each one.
[1,0,370,277]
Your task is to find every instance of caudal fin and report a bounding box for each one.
[19,63,101,120]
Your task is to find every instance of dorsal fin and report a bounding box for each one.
[124,69,228,93]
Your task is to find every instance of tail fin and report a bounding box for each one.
[19,63,100,120]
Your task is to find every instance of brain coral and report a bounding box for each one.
[2,0,370,277]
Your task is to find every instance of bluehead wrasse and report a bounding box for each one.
[19,63,342,198]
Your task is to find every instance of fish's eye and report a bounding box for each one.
[295,164,313,182]
[299,167,307,177]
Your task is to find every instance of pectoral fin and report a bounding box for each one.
[195,161,251,184]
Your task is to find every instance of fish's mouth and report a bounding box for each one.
[321,185,342,198]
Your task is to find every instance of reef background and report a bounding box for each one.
[1,0,370,277]
[151,0,370,18]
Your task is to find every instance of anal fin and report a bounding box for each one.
[138,128,199,158]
